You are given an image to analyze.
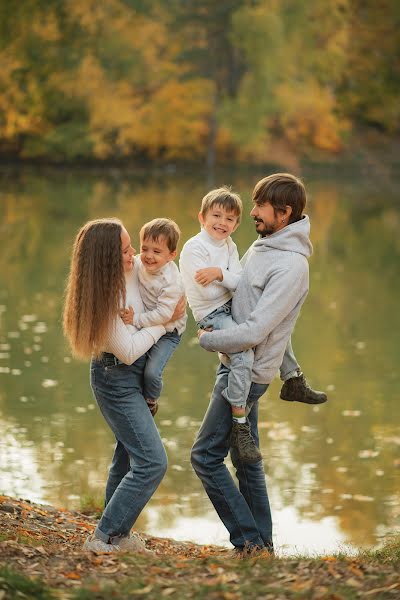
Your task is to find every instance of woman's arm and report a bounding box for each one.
[106,318,166,364]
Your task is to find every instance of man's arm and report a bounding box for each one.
[199,265,308,354]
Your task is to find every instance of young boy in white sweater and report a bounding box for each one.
[122,218,186,417]
[180,187,327,464]
[179,188,261,462]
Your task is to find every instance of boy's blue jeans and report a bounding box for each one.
[191,363,273,549]
[198,302,300,408]
[144,330,181,401]
[198,303,253,408]
[90,354,168,544]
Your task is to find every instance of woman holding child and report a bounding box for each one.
[63,217,184,553]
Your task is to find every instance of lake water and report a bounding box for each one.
[0,164,399,555]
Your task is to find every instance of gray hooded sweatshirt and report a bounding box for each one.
[199,215,313,384]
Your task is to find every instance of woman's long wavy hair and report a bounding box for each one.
[63,218,126,360]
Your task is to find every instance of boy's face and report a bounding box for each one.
[140,235,176,273]
[198,204,240,241]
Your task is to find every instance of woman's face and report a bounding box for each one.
[121,227,135,273]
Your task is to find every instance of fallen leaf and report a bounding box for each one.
[131,585,153,595]
[64,572,81,580]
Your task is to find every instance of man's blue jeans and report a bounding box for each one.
[90,354,168,544]
[144,331,181,401]
[191,363,273,550]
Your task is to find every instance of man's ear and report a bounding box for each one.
[284,205,292,221]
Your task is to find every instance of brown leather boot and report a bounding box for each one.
[280,372,327,404]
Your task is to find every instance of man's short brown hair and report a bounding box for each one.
[140,218,181,252]
[200,187,242,223]
[253,173,307,223]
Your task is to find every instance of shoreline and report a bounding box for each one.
[1,494,399,599]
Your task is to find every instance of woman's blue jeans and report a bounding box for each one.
[90,354,168,544]
[191,363,273,550]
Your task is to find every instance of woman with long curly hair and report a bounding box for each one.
[63,218,183,553]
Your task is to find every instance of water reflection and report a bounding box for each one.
[0,166,399,554]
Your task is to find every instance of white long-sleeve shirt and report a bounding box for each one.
[133,256,187,335]
[103,267,166,364]
[179,229,242,322]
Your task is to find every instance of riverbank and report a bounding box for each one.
[0,495,399,599]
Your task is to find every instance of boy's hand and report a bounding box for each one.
[195,267,223,286]
[120,305,134,325]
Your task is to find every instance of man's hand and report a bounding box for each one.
[169,295,186,323]
[195,267,223,287]
[197,326,213,339]
[120,305,134,325]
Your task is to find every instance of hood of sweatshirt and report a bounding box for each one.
[252,215,313,258]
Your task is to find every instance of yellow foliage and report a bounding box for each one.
[0,51,46,140]
[31,13,61,41]
[276,81,350,152]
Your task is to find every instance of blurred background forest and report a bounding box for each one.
[0,0,399,170]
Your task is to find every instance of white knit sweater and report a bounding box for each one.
[179,229,242,322]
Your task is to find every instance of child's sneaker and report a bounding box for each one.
[230,421,262,463]
[146,399,159,417]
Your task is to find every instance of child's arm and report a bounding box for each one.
[180,244,232,301]
[133,283,182,329]
[192,239,242,289]
[195,267,223,287]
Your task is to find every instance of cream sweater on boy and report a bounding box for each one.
[133,256,187,335]
[179,229,242,322]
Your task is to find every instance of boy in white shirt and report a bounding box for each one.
[123,218,186,417]
[180,187,326,464]
[179,188,260,462]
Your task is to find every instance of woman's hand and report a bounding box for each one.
[195,267,223,287]
[120,305,134,325]
[169,295,186,323]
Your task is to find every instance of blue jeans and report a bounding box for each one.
[90,353,168,543]
[198,303,253,408]
[191,363,273,550]
[144,331,181,401]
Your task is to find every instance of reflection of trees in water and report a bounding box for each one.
[0,169,399,548]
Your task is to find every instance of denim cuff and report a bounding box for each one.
[94,525,110,543]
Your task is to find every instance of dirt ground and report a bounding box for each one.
[1,494,399,599]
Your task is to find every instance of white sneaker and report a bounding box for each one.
[83,533,120,553]
[116,533,154,554]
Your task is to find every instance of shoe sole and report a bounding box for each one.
[280,395,328,404]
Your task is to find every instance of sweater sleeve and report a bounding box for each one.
[106,317,166,364]
[199,265,308,353]
[221,239,242,291]
[180,243,232,301]
[133,281,181,328]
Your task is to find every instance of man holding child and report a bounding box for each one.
[188,172,325,555]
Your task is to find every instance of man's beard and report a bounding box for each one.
[254,219,275,237]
